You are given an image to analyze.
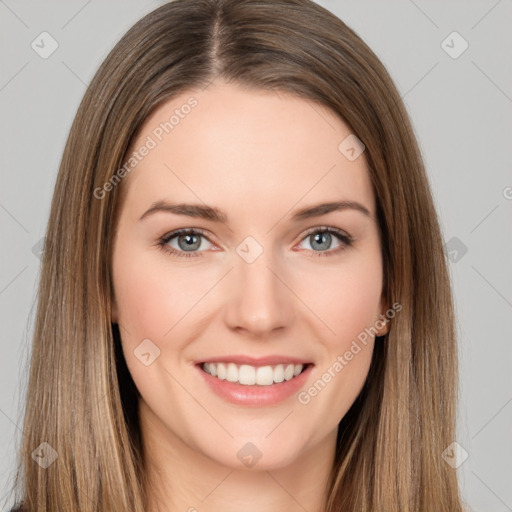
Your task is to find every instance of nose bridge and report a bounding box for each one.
[224,241,294,335]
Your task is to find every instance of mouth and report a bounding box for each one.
[196,361,313,387]
[195,360,315,406]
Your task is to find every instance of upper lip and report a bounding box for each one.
[197,355,313,367]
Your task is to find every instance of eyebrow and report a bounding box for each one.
[138,200,371,223]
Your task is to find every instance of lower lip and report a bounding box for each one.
[195,363,314,406]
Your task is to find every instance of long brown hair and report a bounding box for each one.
[9,0,464,510]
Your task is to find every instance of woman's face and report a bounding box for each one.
[111,80,388,470]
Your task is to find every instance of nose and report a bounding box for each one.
[223,249,295,337]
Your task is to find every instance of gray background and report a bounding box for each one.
[1,1,511,510]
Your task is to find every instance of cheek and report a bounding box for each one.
[326,267,383,343]
[111,246,205,399]
[292,247,382,413]
[295,249,383,347]
[112,244,209,341]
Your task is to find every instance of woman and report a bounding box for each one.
[8,0,465,510]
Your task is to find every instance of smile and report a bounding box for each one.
[201,362,309,386]
[196,361,314,406]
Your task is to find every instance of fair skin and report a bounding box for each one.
[111,79,388,512]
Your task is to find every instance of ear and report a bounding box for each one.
[375,295,390,337]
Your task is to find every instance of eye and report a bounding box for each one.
[157,228,214,258]
[157,226,353,259]
[296,227,353,257]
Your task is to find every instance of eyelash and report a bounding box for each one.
[156,226,353,259]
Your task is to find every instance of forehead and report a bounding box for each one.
[119,81,375,223]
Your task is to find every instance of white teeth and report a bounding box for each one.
[273,364,285,383]
[256,365,274,385]
[202,362,306,386]
[226,363,238,383]
[239,365,256,385]
[284,364,294,380]
[217,362,227,380]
